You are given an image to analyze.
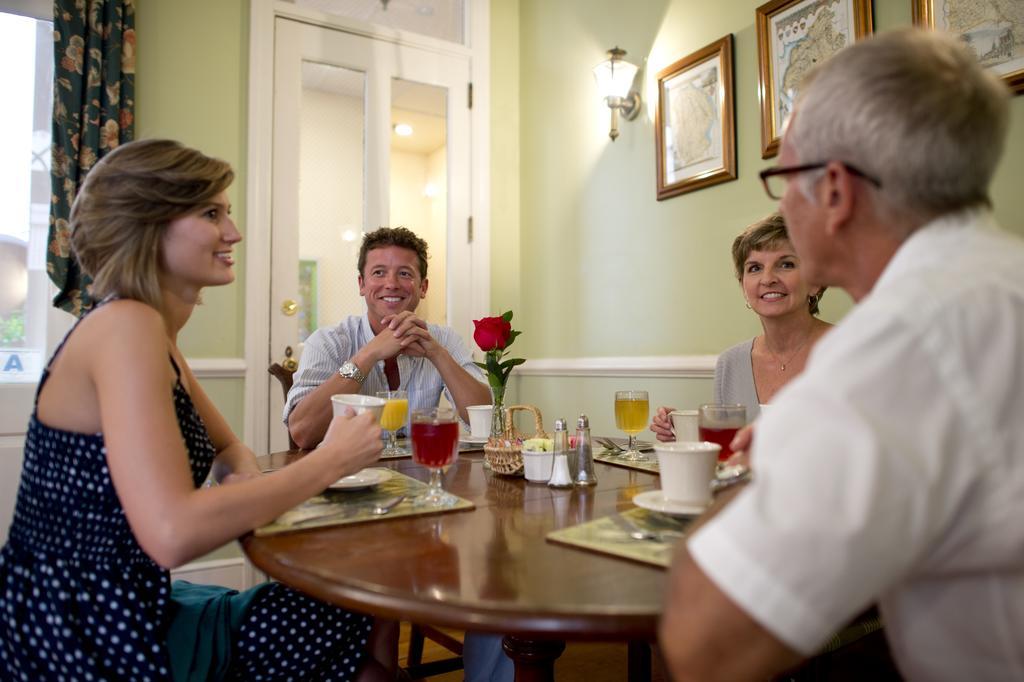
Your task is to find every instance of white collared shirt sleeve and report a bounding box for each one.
[687,214,1024,679]
[690,312,953,653]
[283,323,353,422]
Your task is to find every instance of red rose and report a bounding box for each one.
[473,316,512,351]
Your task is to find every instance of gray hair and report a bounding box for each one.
[789,28,1009,227]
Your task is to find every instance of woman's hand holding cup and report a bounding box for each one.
[319,408,383,479]
[651,406,677,442]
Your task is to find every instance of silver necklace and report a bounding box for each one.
[763,326,814,372]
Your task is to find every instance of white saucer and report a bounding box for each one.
[459,434,489,445]
[632,490,707,516]
[328,467,391,491]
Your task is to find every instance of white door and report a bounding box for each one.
[267,17,473,452]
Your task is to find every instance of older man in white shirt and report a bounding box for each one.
[660,29,1024,681]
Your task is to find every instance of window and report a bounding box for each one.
[0,4,55,385]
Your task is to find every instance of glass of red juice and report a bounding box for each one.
[410,408,460,507]
[698,404,747,463]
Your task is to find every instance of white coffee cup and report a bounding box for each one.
[466,404,494,439]
[654,441,721,506]
[669,409,699,442]
[331,394,386,421]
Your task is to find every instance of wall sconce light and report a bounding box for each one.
[592,47,641,141]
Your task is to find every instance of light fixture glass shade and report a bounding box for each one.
[592,57,639,100]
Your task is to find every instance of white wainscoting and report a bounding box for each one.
[189,358,247,379]
[0,436,25,544]
[515,355,717,379]
[170,557,249,591]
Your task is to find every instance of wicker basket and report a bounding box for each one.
[484,404,548,476]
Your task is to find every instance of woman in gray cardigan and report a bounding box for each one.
[652,214,832,440]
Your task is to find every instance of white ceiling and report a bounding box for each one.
[287,0,464,44]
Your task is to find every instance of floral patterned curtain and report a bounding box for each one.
[48,0,136,316]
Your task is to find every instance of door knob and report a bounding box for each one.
[281,299,299,316]
[281,345,298,372]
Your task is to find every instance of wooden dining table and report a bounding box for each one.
[244,449,670,680]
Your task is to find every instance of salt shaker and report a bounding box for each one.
[573,414,597,487]
[547,418,573,488]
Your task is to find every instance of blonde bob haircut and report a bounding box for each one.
[731,213,825,316]
[70,139,234,310]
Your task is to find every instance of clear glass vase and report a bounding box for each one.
[490,384,507,439]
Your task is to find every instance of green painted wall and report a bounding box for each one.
[132,0,1024,447]
[136,0,250,441]
[507,0,1024,357]
[136,0,249,365]
[489,0,522,320]
[497,0,1024,436]
[136,0,250,562]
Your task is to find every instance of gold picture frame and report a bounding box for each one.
[756,0,874,158]
[655,35,736,201]
[912,1,1024,95]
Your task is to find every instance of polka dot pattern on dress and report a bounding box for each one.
[1,317,372,681]
[230,585,372,681]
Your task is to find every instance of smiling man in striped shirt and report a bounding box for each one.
[285,226,490,450]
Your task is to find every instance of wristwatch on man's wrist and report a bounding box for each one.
[338,361,366,386]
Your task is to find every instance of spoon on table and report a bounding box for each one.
[371,495,406,515]
[294,495,406,527]
[596,437,655,454]
[610,513,683,543]
[595,437,625,453]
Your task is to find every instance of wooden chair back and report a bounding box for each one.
[268,362,298,450]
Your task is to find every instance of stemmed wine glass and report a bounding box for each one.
[410,408,460,507]
[614,390,650,461]
[376,390,409,456]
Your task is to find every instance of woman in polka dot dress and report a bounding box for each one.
[0,140,393,681]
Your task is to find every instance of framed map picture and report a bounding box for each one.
[756,0,874,158]
[913,1,1024,94]
[655,35,736,201]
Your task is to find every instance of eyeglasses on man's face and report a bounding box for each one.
[758,162,881,200]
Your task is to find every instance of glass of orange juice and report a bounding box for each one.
[377,390,409,456]
[614,390,650,461]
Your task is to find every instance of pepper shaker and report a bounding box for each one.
[573,414,597,486]
[547,418,573,488]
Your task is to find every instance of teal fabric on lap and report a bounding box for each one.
[168,579,274,682]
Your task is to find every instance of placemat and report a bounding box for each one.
[594,450,660,473]
[255,470,473,536]
[545,507,692,568]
